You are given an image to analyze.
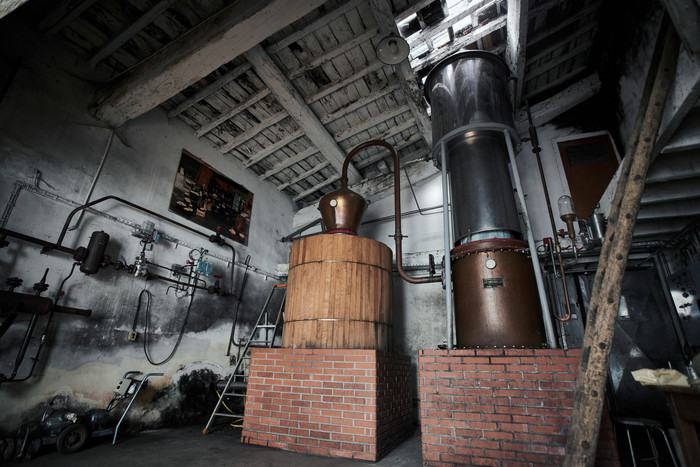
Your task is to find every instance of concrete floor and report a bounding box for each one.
[7,425,423,466]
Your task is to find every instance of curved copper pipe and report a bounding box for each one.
[340,140,441,284]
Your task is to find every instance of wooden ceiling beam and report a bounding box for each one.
[219,111,290,154]
[288,28,379,80]
[195,89,271,138]
[305,61,385,103]
[662,0,700,60]
[245,44,361,183]
[91,0,328,127]
[166,63,252,118]
[522,64,589,101]
[372,118,419,144]
[410,14,507,72]
[40,0,98,35]
[506,0,528,111]
[278,161,332,191]
[88,0,179,69]
[526,22,597,64]
[526,40,593,82]
[655,47,700,157]
[321,80,402,124]
[407,0,491,47]
[0,0,29,20]
[515,73,601,134]
[242,130,305,168]
[266,0,365,54]
[259,146,319,180]
[370,0,433,147]
[334,105,411,142]
[293,175,341,202]
[395,0,434,23]
[528,0,566,19]
[527,1,602,47]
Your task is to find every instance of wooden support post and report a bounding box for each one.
[563,25,680,466]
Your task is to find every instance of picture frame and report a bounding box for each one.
[168,149,253,245]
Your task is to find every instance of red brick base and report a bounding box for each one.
[242,348,413,461]
[418,349,620,466]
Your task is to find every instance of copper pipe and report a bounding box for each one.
[340,140,440,284]
[526,105,571,321]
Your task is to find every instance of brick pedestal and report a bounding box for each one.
[418,349,619,466]
[242,348,413,461]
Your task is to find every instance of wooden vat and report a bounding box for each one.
[282,234,393,350]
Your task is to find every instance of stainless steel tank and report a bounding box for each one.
[425,51,521,244]
[425,51,545,347]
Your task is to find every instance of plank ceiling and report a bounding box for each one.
[4,0,604,207]
[4,0,700,245]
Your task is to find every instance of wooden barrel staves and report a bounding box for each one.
[282,234,393,351]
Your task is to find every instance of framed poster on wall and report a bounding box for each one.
[168,149,253,245]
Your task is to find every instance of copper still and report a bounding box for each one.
[451,239,545,347]
[318,186,366,234]
[285,141,440,351]
[425,51,546,348]
[317,143,370,234]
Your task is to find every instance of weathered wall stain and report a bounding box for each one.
[0,19,293,434]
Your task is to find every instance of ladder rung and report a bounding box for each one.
[203,284,286,434]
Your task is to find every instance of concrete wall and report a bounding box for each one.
[0,31,295,432]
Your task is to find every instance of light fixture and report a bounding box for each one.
[375,35,410,65]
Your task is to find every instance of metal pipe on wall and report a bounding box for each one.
[1,180,278,280]
[526,105,572,322]
[504,130,557,348]
[439,140,454,348]
[68,129,114,231]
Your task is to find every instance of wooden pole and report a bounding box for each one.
[563,24,679,466]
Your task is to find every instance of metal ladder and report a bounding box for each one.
[202,284,285,434]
